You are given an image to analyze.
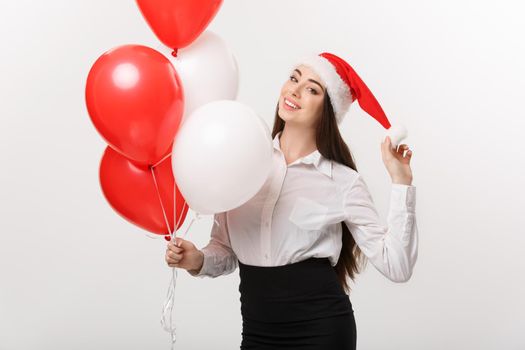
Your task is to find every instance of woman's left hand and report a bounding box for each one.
[381,136,414,185]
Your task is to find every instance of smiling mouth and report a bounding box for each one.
[284,97,301,109]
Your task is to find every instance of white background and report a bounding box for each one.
[1,0,524,349]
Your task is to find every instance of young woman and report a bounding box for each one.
[165,52,418,349]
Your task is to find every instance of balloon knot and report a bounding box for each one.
[171,49,178,57]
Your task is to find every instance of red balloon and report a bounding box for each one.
[136,0,223,51]
[99,146,189,235]
[86,44,184,165]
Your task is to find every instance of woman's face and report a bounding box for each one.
[278,64,326,127]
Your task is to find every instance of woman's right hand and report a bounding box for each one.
[165,237,204,273]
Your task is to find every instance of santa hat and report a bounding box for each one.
[292,52,407,147]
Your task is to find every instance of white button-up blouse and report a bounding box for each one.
[189,130,419,283]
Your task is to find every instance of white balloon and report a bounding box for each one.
[157,30,239,121]
[172,100,273,215]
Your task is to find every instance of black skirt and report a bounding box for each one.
[238,257,356,350]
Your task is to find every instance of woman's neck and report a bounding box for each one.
[279,126,317,165]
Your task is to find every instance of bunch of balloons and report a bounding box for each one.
[85,0,273,239]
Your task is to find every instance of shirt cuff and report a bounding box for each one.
[187,249,211,278]
[390,184,416,212]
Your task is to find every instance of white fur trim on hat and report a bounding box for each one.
[292,55,353,124]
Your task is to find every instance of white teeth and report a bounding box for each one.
[285,98,299,109]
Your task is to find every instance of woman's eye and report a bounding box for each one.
[289,76,317,94]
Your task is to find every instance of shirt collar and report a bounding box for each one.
[272,131,333,179]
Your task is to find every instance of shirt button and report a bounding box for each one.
[264,254,269,259]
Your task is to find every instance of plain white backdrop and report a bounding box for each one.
[1,0,524,349]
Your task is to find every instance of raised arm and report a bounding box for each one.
[343,174,418,283]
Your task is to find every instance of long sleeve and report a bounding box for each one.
[188,211,239,278]
[343,174,418,283]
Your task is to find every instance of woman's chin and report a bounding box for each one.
[279,109,299,122]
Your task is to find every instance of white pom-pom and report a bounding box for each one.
[383,123,408,148]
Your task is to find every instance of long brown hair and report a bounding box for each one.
[271,94,368,294]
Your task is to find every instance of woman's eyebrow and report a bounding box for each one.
[294,69,325,92]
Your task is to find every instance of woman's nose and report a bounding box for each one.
[290,86,301,98]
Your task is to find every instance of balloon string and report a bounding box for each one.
[149,155,204,348]
[151,155,203,348]
[160,211,203,348]
[150,166,173,235]
[176,201,188,231]
[149,164,178,347]
[152,152,172,168]
[142,154,185,240]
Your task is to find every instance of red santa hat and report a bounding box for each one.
[292,52,407,147]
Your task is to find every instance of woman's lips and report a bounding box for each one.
[283,97,301,111]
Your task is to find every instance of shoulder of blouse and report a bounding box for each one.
[330,160,360,187]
